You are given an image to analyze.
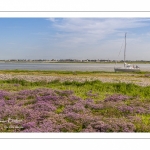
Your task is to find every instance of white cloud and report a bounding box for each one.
[48,18,150,43]
[45,18,150,60]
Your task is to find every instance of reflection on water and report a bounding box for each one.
[0,63,149,71]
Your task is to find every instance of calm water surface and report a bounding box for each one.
[0,63,149,71]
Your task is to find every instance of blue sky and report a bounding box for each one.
[0,18,150,60]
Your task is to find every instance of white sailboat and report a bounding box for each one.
[114,33,140,72]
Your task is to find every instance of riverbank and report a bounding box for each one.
[0,70,150,86]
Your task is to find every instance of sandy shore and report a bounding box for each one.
[0,73,150,87]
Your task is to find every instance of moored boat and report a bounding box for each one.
[114,33,140,72]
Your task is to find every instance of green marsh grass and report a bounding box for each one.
[1,79,150,100]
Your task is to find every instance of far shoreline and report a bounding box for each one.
[1,61,150,64]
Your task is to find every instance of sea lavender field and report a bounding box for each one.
[0,71,150,132]
[0,86,150,132]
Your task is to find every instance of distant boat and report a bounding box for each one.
[114,33,140,72]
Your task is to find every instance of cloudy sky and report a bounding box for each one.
[0,18,150,60]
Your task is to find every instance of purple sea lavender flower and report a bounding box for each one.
[90,121,111,132]
[134,106,147,114]
[0,99,6,107]
[87,103,104,110]
[70,102,86,112]
[37,120,55,132]
[86,99,94,104]
[81,126,97,132]
[105,118,136,132]
[5,99,16,105]
[22,128,41,132]
[0,91,10,102]
[85,99,103,110]
[65,112,81,121]
[118,105,134,113]
[22,121,37,129]
[57,122,78,132]
[33,100,57,112]
[104,94,129,102]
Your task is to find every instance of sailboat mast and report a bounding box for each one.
[124,33,127,67]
